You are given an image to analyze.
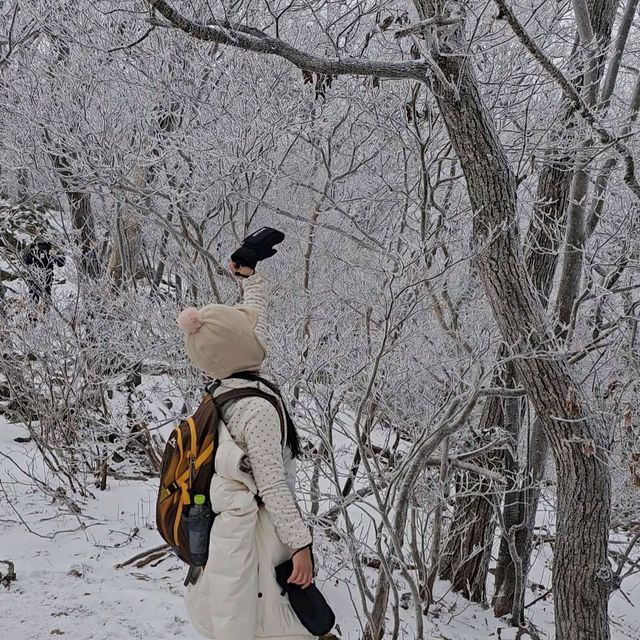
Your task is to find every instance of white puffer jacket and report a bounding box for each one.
[184,400,317,640]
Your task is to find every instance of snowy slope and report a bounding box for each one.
[1,416,639,640]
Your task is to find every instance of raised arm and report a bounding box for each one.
[229,227,284,345]
[240,272,269,346]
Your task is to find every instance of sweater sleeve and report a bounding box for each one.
[239,397,312,550]
[240,272,269,346]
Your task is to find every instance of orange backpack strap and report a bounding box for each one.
[213,388,286,442]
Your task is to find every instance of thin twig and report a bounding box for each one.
[108,26,156,53]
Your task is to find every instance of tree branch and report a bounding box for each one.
[494,0,640,203]
[599,0,640,110]
[394,15,462,39]
[108,25,157,53]
[479,386,526,398]
[146,0,428,81]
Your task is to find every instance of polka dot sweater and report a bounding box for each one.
[213,272,312,551]
[218,386,312,550]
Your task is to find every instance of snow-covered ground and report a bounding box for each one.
[1,415,638,640]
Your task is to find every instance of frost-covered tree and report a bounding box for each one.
[1,1,639,639]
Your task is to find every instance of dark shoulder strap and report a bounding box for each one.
[228,371,280,395]
[229,371,295,442]
[213,388,286,441]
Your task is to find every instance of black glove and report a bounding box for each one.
[274,551,336,636]
[231,227,285,270]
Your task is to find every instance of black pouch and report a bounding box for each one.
[274,551,336,636]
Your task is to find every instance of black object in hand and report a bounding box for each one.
[231,227,285,270]
[274,551,336,636]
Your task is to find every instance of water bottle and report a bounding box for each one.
[184,493,212,566]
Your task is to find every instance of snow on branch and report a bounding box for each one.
[146,0,428,81]
[393,15,462,40]
[494,0,640,203]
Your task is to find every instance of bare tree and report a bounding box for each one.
[2,1,638,638]
[137,1,628,637]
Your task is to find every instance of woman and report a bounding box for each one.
[176,260,316,640]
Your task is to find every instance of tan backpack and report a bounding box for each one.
[156,382,285,566]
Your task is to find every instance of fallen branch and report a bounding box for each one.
[525,587,552,609]
[135,550,169,568]
[115,544,170,569]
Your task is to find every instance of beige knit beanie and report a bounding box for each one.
[176,303,265,379]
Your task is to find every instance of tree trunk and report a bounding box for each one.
[108,207,142,288]
[47,146,100,279]
[431,25,611,639]
[490,189,568,617]
[490,0,619,620]
[440,138,572,612]
[436,0,591,612]
[423,438,449,613]
[439,382,505,602]
[501,414,550,618]
[67,190,100,279]
[108,163,144,289]
[438,461,495,602]
[491,384,525,621]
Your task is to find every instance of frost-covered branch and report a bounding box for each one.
[494,0,640,202]
[146,0,428,81]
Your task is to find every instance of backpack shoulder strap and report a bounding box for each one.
[225,373,296,441]
[213,388,286,442]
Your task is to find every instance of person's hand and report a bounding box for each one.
[288,546,313,589]
[228,260,255,278]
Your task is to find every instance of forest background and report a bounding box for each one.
[0,1,639,639]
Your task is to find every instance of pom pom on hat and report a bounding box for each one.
[177,307,203,334]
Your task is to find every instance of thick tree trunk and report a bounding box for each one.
[491,0,619,620]
[526,162,571,302]
[434,0,573,612]
[441,151,571,611]
[67,191,100,279]
[489,164,572,617]
[439,379,506,603]
[490,193,567,617]
[438,455,495,602]
[431,33,611,640]
[446,97,573,611]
